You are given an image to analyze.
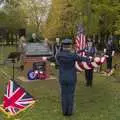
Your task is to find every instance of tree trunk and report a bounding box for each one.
[6,32,10,46]
[11,32,14,45]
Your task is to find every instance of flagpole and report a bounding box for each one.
[12,59,15,81]
[87,0,91,35]
[0,37,3,64]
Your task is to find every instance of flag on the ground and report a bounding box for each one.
[75,24,86,56]
[0,80,35,116]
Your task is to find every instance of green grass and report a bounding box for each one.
[0,47,120,120]
[0,46,16,60]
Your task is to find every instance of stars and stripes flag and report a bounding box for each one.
[75,24,86,56]
[2,80,35,116]
[75,55,107,71]
[75,25,107,71]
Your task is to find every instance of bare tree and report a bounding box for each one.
[23,0,50,34]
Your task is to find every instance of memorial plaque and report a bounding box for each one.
[33,62,46,71]
[24,43,52,57]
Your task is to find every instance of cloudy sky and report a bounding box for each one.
[0,1,4,8]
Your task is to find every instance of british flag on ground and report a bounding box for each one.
[0,80,35,116]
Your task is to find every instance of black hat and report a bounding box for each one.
[86,35,93,42]
[62,39,72,45]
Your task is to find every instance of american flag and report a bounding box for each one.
[75,24,86,56]
[75,55,107,71]
[2,80,35,116]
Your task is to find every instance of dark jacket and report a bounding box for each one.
[85,47,97,57]
[53,43,62,56]
[105,43,115,56]
[56,50,89,85]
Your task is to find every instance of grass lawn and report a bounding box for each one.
[0,47,120,120]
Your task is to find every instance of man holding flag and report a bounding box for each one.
[84,37,97,87]
[75,25,97,87]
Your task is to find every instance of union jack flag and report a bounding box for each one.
[2,80,35,116]
[75,24,86,56]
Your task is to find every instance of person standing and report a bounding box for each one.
[29,33,40,43]
[17,35,27,71]
[84,37,97,87]
[44,38,52,51]
[18,35,26,52]
[104,38,115,73]
[56,39,90,116]
[53,38,61,56]
[53,38,62,68]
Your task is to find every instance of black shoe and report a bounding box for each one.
[90,84,92,87]
[67,113,72,116]
[63,112,73,116]
[63,112,68,116]
[63,114,67,116]
[85,84,89,87]
[89,83,92,87]
[85,84,92,88]
[63,113,72,116]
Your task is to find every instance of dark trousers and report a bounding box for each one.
[55,63,59,69]
[60,84,75,115]
[106,56,112,70]
[85,69,93,87]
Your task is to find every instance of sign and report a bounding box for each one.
[27,62,47,80]
[33,62,46,71]
[24,43,52,57]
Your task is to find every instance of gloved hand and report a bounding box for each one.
[42,57,47,61]
[104,55,109,58]
[104,49,106,53]
[89,56,94,62]
[112,51,115,57]
[77,48,86,53]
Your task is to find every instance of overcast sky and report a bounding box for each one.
[0,0,51,8]
[0,2,4,8]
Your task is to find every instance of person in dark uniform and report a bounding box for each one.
[85,37,97,87]
[56,39,90,116]
[104,38,115,73]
